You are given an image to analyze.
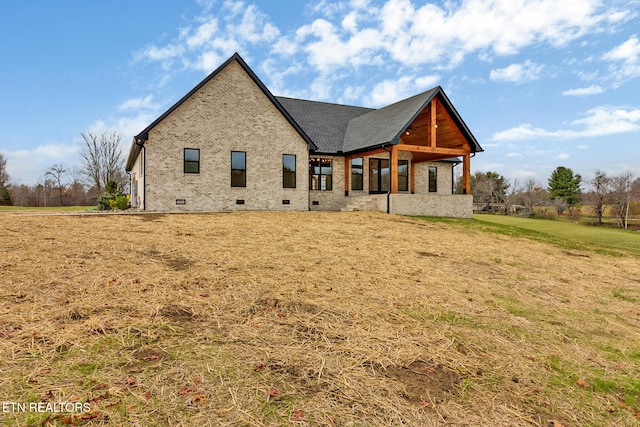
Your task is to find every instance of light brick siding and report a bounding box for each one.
[142,60,309,212]
[391,194,473,218]
[413,161,454,195]
[309,155,344,211]
[130,150,144,209]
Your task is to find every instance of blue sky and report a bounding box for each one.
[1,0,639,187]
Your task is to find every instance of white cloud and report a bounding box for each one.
[602,35,640,85]
[118,95,158,111]
[562,85,604,96]
[490,60,544,83]
[602,35,640,63]
[491,105,640,141]
[2,144,81,186]
[368,74,440,106]
[137,0,627,98]
[556,153,570,159]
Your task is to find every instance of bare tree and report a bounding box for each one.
[45,164,67,206]
[79,131,126,193]
[588,170,612,225]
[518,179,549,216]
[610,171,635,229]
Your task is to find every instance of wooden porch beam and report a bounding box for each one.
[430,98,437,148]
[344,147,389,160]
[396,144,467,157]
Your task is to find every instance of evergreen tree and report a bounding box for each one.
[548,166,582,213]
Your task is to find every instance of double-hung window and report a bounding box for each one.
[309,158,332,190]
[398,160,409,191]
[184,148,200,174]
[283,154,296,188]
[231,151,246,187]
[351,158,363,190]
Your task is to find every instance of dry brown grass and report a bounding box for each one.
[1,211,639,426]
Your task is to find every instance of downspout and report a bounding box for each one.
[135,138,146,211]
[382,144,391,214]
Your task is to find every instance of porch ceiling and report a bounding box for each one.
[400,97,468,152]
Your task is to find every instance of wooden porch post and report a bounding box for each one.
[391,146,398,194]
[344,157,350,196]
[462,147,471,195]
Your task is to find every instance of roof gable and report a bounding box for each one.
[126,53,316,171]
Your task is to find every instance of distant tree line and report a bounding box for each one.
[0,131,127,208]
[458,167,640,229]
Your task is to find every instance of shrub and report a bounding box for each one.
[97,181,128,211]
[111,195,129,210]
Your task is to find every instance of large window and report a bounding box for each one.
[428,166,438,193]
[283,154,296,188]
[310,158,332,190]
[398,160,409,191]
[369,158,390,194]
[184,148,200,174]
[351,158,363,190]
[231,151,246,187]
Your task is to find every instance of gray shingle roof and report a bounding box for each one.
[275,97,373,153]
[342,88,438,153]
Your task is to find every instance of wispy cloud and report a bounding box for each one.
[562,85,604,96]
[490,60,543,83]
[118,95,159,111]
[491,105,640,141]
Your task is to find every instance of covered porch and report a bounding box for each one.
[343,94,473,197]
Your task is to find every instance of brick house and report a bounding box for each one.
[126,53,482,217]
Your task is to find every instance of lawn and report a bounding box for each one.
[473,213,640,255]
[0,206,95,212]
[1,211,639,426]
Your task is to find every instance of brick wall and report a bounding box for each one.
[141,60,309,212]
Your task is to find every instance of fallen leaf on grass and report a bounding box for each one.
[179,386,197,395]
[186,394,207,405]
[268,388,280,397]
[293,410,304,421]
[124,376,137,386]
[576,379,590,388]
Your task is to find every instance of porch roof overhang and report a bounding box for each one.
[342,86,482,158]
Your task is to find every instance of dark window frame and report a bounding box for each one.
[184,148,200,174]
[309,158,332,191]
[231,151,246,187]
[351,157,363,191]
[398,159,409,192]
[283,154,296,188]
[428,166,438,193]
[369,158,390,194]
